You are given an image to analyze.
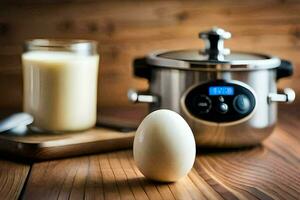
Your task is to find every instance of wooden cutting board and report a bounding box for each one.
[0,107,147,161]
[0,128,135,161]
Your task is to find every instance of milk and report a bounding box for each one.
[22,51,99,132]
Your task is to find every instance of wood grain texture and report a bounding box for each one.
[0,0,300,108]
[21,126,300,200]
[0,159,30,200]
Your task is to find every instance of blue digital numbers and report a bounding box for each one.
[209,86,234,96]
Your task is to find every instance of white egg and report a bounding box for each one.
[133,109,196,182]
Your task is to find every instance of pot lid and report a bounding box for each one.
[146,27,281,71]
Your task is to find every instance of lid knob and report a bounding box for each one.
[199,27,231,60]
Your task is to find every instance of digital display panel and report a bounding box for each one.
[209,86,234,96]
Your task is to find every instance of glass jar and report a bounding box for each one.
[22,39,99,133]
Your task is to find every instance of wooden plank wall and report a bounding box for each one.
[0,0,299,108]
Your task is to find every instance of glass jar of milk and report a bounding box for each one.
[22,39,99,133]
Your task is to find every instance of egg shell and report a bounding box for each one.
[133,109,196,182]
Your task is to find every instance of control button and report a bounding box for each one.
[194,95,212,114]
[219,96,224,102]
[218,103,228,113]
[233,94,251,114]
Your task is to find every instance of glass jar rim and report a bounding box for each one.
[24,39,98,55]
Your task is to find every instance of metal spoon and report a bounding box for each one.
[0,113,33,135]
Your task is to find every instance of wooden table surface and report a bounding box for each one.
[0,106,299,200]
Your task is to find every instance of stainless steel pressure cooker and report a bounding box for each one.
[128,27,295,147]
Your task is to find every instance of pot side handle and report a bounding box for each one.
[269,59,296,104]
[276,59,293,80]
[268,88,295,104]
[128,89,159,104]
[129,57,159,104]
